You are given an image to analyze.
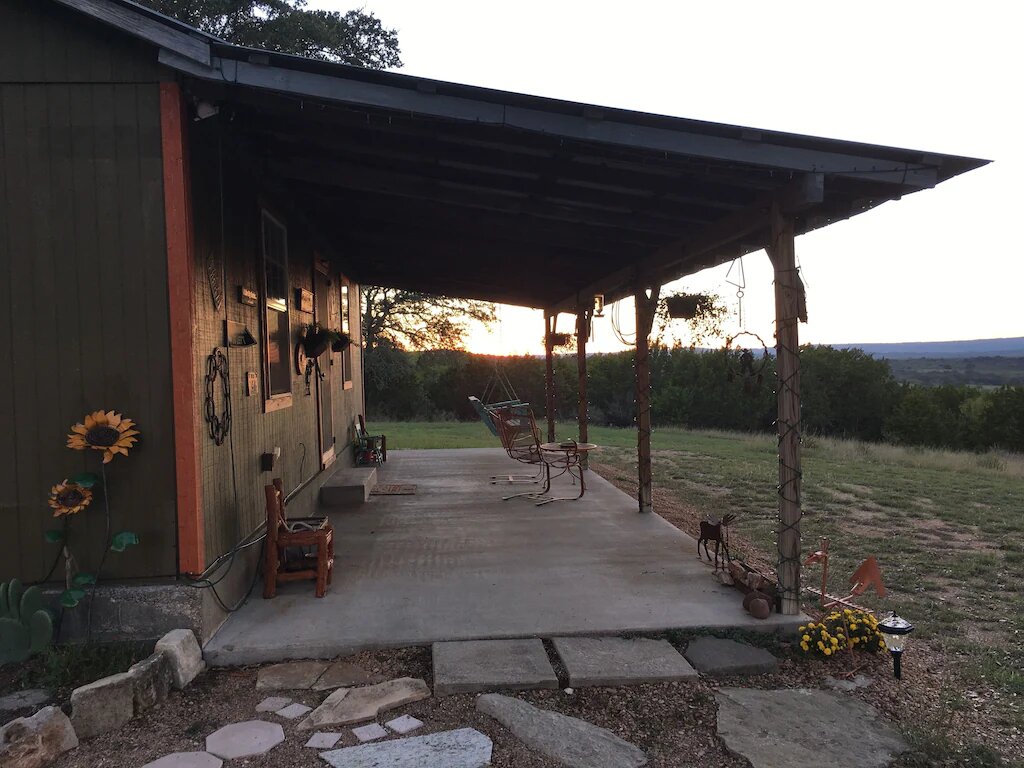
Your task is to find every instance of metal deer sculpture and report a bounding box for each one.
[698,513,736,571]
[804,537,886,611]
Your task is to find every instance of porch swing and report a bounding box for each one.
[468,362,530,438]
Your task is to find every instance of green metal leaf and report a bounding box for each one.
[59,588,86,608]
[71,573,96,587]
[70,472,99,488]
[44,529,65,544]
[0,582,8,618]
[109,531,140,552]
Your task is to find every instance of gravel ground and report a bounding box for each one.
[48,633,1022,768]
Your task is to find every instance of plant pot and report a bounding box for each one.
[549,332,573,348]
[302,331,329,358]
[330,335,351,353]
[665,295,701,319]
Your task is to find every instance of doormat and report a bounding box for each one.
[370,484,417,495]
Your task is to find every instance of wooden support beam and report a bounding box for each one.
[634,284,660,513]
[768,203,802,615]
[544,311,556,442]
[160,82,204,577]
[549,175,824,314]
[576,305,590,469]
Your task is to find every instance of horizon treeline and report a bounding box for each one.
[364,345,1024,453]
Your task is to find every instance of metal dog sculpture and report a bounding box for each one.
[698,513,736,570]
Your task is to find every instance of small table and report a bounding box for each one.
[537,442,598,505]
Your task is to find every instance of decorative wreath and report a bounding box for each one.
[724,331,770,393]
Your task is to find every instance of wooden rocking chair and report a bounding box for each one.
[263,478,334,599]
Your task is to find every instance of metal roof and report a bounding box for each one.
[56,0,989,310]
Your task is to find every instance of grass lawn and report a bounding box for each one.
[380,420,1024,740]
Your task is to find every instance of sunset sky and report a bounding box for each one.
[312,0,1021,355]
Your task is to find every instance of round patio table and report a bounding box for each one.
[537,442,599,506]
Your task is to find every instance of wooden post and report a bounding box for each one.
[576,306,590,469]
[160,82,204,577]
[544,310,556,443]
[768,203,802,615]
[634,285,660,513]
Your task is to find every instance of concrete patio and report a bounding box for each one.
[204,449,800,665]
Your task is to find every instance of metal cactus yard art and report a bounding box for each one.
[0,579,54,663]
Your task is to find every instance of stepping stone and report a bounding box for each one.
[142,753,223,768]
[276,702,313,719]
[313,661,386,691]
[0,688,50,719]
[256,661,329,690]
[320,728,491,768]
[477,693,647,768]
[824,674,873,691]
[255,696,292,713]
[715,688,906,768]
[352,723,389,742]
[305,732,343,749]
[683,637,777,676]
[205,721,285,760]
[432,639,557,696]
[299,678,431,730]
[386,714,424,735]
[552,636,698,687]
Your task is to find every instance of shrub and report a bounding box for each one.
[798,608,885,658]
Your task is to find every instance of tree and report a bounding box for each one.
[361,287,497,351]
[137,0,402,68]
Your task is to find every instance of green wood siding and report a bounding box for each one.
[0,0,176,582]
[188,122,365,566]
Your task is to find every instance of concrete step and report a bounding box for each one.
[320,465,377,507]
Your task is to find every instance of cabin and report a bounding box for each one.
[0,0,986,644]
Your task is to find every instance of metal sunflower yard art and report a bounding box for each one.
[66,410,139,463]
[42,410,141,633]
[47,480,93,517]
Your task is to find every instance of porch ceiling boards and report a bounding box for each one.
[164,31,986,310]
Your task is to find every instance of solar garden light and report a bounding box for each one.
[878,613,915,680]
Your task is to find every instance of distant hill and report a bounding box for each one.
[828,337,1024,359]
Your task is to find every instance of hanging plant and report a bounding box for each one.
[665,293,708,320]
[301,323,347,358]
[549,332,574,349]
[66,410,139,464]
[330,332,351,353]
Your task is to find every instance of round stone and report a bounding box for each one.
[205,721,285,760]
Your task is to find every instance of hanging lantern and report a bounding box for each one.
[593,294,605,318]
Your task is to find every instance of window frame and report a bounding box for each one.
[341,280,354,390]
[260,210,293,412]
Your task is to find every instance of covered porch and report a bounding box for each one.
[205,448,798,665]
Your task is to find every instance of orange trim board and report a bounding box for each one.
[160,82,204,577]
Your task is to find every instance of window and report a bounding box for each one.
[261,211,291,406]
[341,282,354,389]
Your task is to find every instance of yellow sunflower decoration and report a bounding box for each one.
[67,410,140,463]
[48,480,93,517]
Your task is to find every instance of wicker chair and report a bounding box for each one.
[263,478,334,599]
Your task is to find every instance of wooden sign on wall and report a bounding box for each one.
[296,288,314,314]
